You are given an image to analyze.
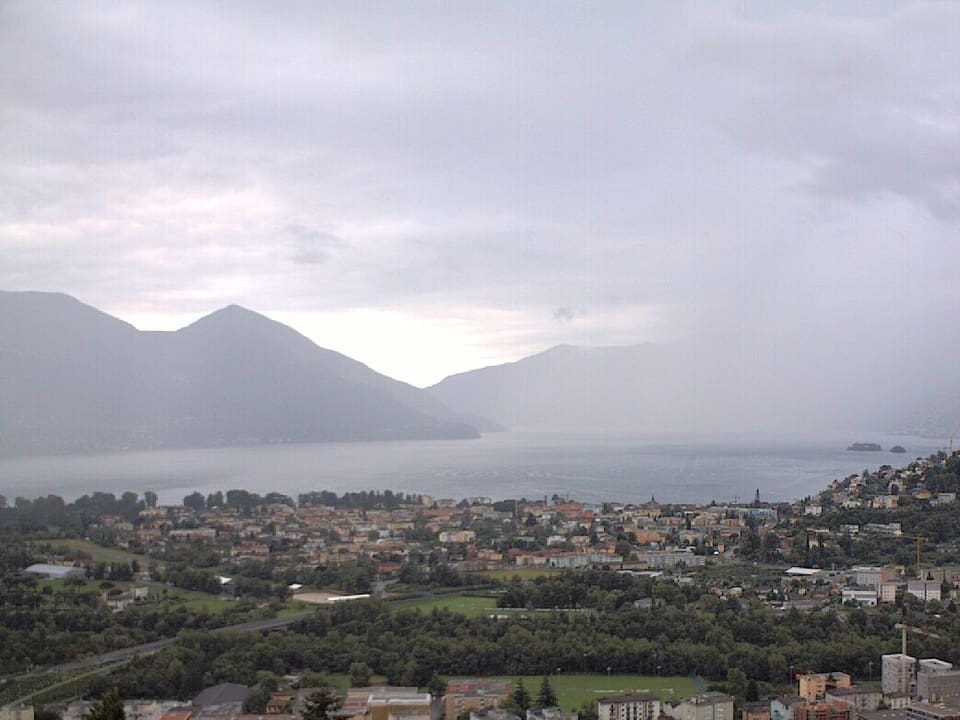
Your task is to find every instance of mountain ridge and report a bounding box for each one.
[0,291,492,457]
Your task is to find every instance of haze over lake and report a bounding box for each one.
[0,432,947,507]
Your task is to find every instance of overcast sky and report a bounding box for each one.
[1,1,958,386]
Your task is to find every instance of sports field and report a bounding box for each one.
[447,674,699,709]
[395,594,497,617]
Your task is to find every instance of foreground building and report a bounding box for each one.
[598,695,661,720]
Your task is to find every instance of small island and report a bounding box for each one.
[847,442,882,451]
[890,445,906,453]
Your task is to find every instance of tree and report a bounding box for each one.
[578,700,599,720]
[536,677,558,709]
[349,662,373,687]
[427,672,447,698]
[83,689,125,720]
[183,492,205,512]
[507,679,531,714]
[302,688,342,720]
[726,668,748,700]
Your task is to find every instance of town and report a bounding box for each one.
[2,449,959,720]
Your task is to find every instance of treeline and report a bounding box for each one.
[0,570,274,675]
[297,490,425,510]
[92,589,960,701]
[0,491,157,535]
[497,570,657,610]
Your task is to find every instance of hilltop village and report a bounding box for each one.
[2,450,960,720]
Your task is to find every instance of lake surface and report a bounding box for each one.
[0,431,948,506]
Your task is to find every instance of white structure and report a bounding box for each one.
[882,653,916,695]
[23,563,85,580]
[907,579,941,603]
[842,588,878,606]
[852,567,885,587]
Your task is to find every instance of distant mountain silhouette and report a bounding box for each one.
[429,333,960,436]
[0,291,490,456]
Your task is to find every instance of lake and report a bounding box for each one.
[0,431,948,506]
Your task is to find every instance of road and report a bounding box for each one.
[5,611,313,684]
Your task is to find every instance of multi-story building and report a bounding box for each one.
[882,654,917,696]
[666,693,734,720]
[853,567,886,587]
[917,660,960,703]
[340,687,432,720]
[907,580,942,603]
[824,686,882,711]
[444,680,511,720]
[905,704,960,720]
[798,673,852,701]
[597,695,661,720]
[794,702,852,720]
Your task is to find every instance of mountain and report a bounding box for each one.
[0,291,488,456]
[429,331,960,436]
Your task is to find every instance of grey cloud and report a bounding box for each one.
[553,306,583,323]
[283,224,345,265]
[1,1,959,373]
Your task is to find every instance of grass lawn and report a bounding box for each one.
[394,594,589,619]
[395,594,498,617]
[42,538,148,564]
[448,674,699,710]
[38,577,239,614]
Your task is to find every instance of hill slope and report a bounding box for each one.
[0,292,484,456]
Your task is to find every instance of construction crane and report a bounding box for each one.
[894,623,941,656]
[900,534,928,575]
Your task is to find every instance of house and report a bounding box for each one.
[101,585,149,612]
[267,694,294,714]
[597,694,661,720]
[740,702,770,720]
[770,697,804,720]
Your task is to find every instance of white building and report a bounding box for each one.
[598,695,661,720]
[882,653,916,695]
[907,579,941,603]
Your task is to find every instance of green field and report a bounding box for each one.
[396,594,498,617]
[395,594,592,618]
[42,538,148,564]
[447,674,699,709]
[37,578,239,614]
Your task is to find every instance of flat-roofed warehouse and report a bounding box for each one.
[23,563,86,580]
